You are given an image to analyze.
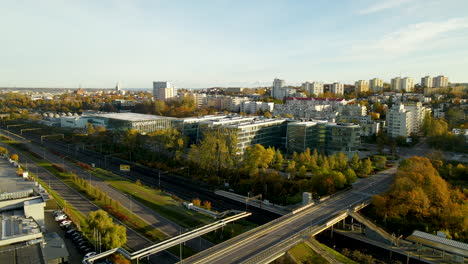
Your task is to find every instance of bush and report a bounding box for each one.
[52,164,65,173]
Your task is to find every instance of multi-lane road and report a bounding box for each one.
[183,166,397,264]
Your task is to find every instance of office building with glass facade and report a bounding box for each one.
[287,121,360,157]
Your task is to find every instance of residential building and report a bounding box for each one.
[240,101,274,114]
[330,82,344,95]
[421,76,433,88]
[386,104,411,137]
[369,78,384,92]
[391,77,414,92]
[355,80,369,93]
[153,81,176,101]
[273,97,352,119]
[401,77,415,92]
[386,102,429,137]
[434,75,449,88]
[391,77,402,91]
[302,82,324,96]
[272,78,286,99]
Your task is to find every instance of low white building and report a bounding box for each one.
[240,101,274,114]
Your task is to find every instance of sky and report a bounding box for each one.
[1,0,468,88]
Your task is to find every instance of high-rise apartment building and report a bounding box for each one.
[386,102,430,137]
[302,82,324,96]
[153,81,176,101]
[391,77,414,92]
[433,75,449,88]
[369,78,384,92]
[330,82,344,95]
[401,77,414,92]
[272,78,286,99]
[391,77,402,91]
[354,80,369,94]
[421,76,433,88]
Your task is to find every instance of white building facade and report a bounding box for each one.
[331,82,344,95]
[369,78,384,92]
[153,81,176,101]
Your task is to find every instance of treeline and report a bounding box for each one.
[371,156,467,242]
[0,92,132,113]
[422,113,467,153]
[133,98,217,117]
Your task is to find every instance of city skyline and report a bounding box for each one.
[1,0,468,88]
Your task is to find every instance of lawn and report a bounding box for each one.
[315,240,359,264]
[288,242,329,264]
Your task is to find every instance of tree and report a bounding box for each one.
[349,153,361,171]
[344,168,357,185]
[297,165,307,178]
[264,111,272,118]
[242,145,275,176]
[273,149,284,170]
[102,224,127,249]
[373,155,387,170]
[10,153,19,161]
[0,146,8,155]
[359,158,373,177]
[203,200,212,211]
[188,128,238,177]
[87,123,95,134]
[192,198,201,207]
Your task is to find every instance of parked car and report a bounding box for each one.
[55,214,67,221]
[65,229,77,238]
[59,220,72,227]
[53,210,63,217]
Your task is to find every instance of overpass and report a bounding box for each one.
[181,166,397,264]
[83,212,251,263]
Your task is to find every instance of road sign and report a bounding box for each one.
[120,165,130,171]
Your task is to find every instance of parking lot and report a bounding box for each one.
[45,210,86,264]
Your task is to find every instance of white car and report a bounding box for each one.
[55,214,67,221]
[84,252,97,259]
[59,220,72,227]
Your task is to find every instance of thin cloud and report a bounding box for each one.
[359,0,414,14]
[348,18,468,59]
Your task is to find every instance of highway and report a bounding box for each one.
[183,166,397,264]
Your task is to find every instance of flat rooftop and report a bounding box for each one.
[0,159,36,195]
[89,112,175,121]
[0,216,41,242]
[0,242,46,264]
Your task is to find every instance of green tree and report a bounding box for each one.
[242,144,275,176]
[297,165,307,178]
[273,149,284,170]
[359,158,373,177]
[102,224,127,249]
[373,155,387,170]
[344,168,357,185]
[349,153,361,171]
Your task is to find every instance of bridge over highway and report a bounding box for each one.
[180,166,397,264]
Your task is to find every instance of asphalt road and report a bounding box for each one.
[0,133,178,264]
[183,166,397,264]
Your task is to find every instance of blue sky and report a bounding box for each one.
[1,0,468,88]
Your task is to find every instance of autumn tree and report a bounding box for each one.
[242,145,275,176]
[372,157,467,240]
[0,147,8,155]
[10,153,19,161]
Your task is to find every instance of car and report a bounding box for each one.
[53,210,63,217]
[84,252,97,259]
[71,234,82,241]
[59,220,72,227]
[55,214,67,221]
[77,239,89,246]
[65,229,77,237]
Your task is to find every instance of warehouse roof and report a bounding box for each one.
[407,230,468,257]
